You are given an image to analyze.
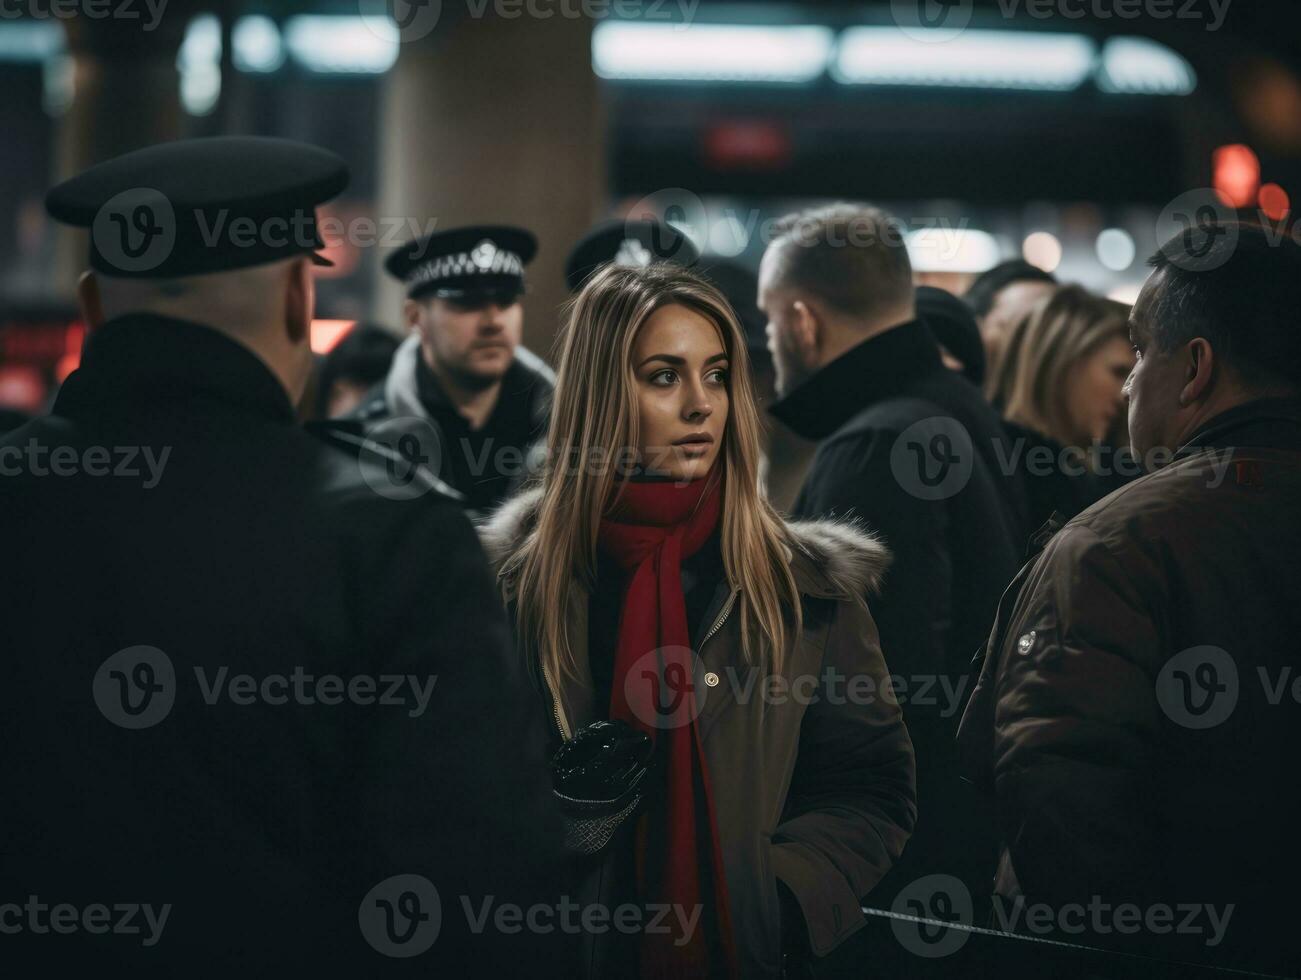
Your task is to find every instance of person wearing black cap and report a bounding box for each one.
[355,225,554,517]
[963,258,1057,382]
[916,284,987,388]
[2,138,566,974]
[563,217,700,294]
[314,322,400,419]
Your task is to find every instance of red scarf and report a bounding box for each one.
[598,470,737,980]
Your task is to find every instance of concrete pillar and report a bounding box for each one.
[51,18,185,297]
[375,12,606,355]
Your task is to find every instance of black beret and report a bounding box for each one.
[385,225,537,302]
[565,218,700,294]
[917,285,986,387]
[46,136,349,278]
[963,259,1057,317]
[699,260,766,355]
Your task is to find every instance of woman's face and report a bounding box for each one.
[631,303,730,482]
[1065,335,1136,445]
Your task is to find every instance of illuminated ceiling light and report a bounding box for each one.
[1097,36,1196,96]
[284,16,399,74]
[1022,231,1062,273]
[1096,228,1136,271]
[907,228,1000,273]
[833,27,1095,91]
[233,16,285,73]
[1259,183,1291,222]
[592,22,834,84]
[178,15,221,116]
[0,22,65,63]
[1213,143,1260,209]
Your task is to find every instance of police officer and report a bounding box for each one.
[356,226,554,517]
[563,216,699,294]
[2,138,565,974]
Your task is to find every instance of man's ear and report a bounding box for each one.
[403,298,422,332]
[1180,337,1215,405]
[76,271,105,330]
[791,299,820,367]
[284,257,313,345]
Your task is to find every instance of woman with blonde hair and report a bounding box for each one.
[987,284,1135,530]
[481,263,916,979]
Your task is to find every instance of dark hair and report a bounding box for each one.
[314,324,400,416]
[768,203,913,319]
[964,259,1057,317]
[1144,223,1301,391]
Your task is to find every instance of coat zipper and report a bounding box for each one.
[546,588,740,743]
[699,587,740,650]
[540,662,570,741]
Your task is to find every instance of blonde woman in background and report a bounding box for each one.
[987,284,1136,531]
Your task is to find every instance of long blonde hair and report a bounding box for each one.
[501,263,801,682]
[988,284,1130,446]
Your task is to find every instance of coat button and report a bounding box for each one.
[1017,630,1037,655]
[704,672,720,688]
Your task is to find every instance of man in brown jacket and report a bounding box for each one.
[959,223,1301,977]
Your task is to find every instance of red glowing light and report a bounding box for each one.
[311,319,356,355]
[1258,182,1291,222]
[704,121,791,171]
[0,364,47,413]
[1213,144,1261,208]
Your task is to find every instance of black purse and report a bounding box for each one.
[551,719,655,856]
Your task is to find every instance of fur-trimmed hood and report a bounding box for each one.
[477,485,890,601]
